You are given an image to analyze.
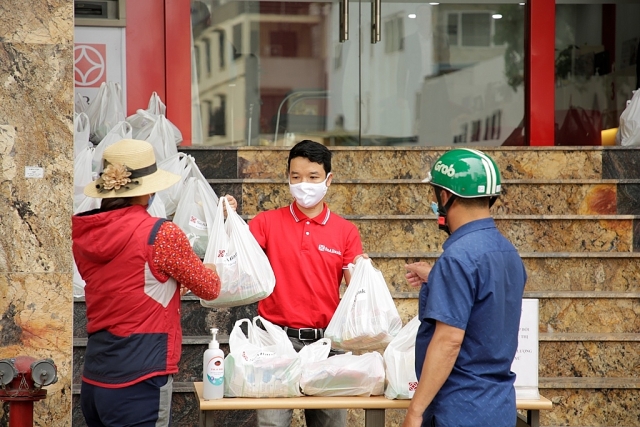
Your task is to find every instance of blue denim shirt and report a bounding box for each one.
[415,218,527,427]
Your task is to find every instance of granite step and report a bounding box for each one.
[361,253,640,293]
[393,298,640,334]
[72,298,258,339]
[181,146,640,181]
[223,180,640,217]
[346,216,638,253]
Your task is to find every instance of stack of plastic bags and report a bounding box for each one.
[224,316,388,398]
[224,317,302,398]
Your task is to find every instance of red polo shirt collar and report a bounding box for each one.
[289,202,331,225]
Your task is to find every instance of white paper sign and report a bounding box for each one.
[25,166,44,178]
[511,298,540,400]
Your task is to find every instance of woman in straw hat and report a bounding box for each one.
[73,139,235,427]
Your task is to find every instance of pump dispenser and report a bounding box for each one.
[203,328,224,400]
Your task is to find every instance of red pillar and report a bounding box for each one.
[125,0,166,116]
[525,0,556,146]
[165,0,193,145]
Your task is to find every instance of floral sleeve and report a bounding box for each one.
[152,221,220,300]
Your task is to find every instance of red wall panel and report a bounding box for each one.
[126,0,166,116]
[165,0,192,145]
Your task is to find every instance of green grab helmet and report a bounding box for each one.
[425,148,501,198]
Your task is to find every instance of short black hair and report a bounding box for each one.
[287,140,332,174]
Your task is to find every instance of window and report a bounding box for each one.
[214,29,226,70]
[194,45,201,81]
[233,23,242,60]
[203,38,212,76]
[207,95,226,137]
[447,12,503,47]
[384,15,404,53]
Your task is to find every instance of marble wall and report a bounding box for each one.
[0,1,74,425]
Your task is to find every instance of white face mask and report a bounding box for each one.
[289,173,332,209]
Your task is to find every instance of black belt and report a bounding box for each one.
[281,326,325,341]
[258,320,324,341]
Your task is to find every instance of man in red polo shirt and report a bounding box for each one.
[249,139,364,427]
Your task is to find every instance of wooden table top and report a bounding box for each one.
[193,383,553,411]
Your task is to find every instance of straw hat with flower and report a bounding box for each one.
[85,139,180,199]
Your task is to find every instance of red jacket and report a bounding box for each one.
[73,205,181,388]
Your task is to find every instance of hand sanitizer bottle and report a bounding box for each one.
[203,327,224,400]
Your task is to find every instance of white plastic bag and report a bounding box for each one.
[300,352,385,397]
[73,256,87,297]
[147,193,168,219]
[143,115,179,162]
[92,121,133,173]
[325,258,402,351]
[75,92,89,114]
[84,82,126,143]
[298,338,332,367]
[74,147,99,213]
[156,153,189,217]
[74,113,91,157]
[172,177,217,258]
[619,90,640,146]
[126,92,183,145]
[383,316,420,399]
[200,197,276,308]
[224,317,301,397]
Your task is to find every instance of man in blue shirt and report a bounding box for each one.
[402,148,527,427]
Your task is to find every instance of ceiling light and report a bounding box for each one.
[408,13,417,18]
[492,13,503,19]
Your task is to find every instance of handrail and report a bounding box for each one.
[274,90,329,144]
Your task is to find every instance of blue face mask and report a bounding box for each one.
[430,201,439,215]
[148,194,156,208]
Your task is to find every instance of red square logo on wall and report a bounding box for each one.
[74,43,107,87]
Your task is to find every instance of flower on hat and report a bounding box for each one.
[101,163,132,191]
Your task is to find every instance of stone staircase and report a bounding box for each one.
[72,146,640,427]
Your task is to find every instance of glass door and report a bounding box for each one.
[360,0,526,146]
[190,0,362,146]
[190,0,525,147]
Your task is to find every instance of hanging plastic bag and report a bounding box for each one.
[325,258,402,351]
[172,177,217,258]
[74,147,99,213]
[383,316,420,399]
[143,115,179,163]
[92,121,133,173]
[300,352,385,397]
[75,92,89,114]
[126,92,183,144]
[74,113,91,157]
[619,90,640,146]
[200,197,276,308]
[156,153,189,217]
[84,82,126,144]
[147,193,168,219]
[73,256,87,297]
[224,317,301,398]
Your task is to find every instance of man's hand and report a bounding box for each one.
[405,262,432,287]
[353,253,369,264]
[401,411,424,427]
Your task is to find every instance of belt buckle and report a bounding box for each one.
[298,328,317,340]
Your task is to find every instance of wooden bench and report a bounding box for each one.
[193,382,552,427]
